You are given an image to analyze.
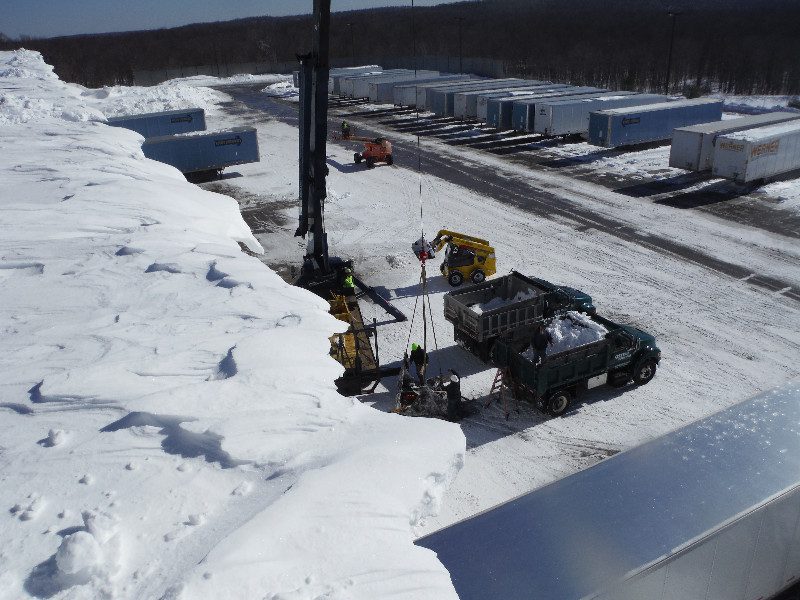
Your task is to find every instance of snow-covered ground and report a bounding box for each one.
[197,80,800,538]
[0,50,464,600]
[3,49,800,599]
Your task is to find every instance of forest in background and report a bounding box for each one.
[1,0,799,95]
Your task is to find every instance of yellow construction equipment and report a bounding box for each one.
[413,229,497,286]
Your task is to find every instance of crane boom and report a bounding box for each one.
[296,0,331,277]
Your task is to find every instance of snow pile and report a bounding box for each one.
[522,311,609,359]
[263,80,300,102]
[473,289,537,314]
[167,73,291,87]
[715,94,800,115]
[0,49,104,125]
[79,81,227,118]
[0,50,464,600]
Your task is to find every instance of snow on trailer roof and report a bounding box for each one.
[416,382,800,600]
[722,119,800,141]
[674,111,800,135]
[106,107,205,121]
[593,97,721,115]
[142,126,256,144]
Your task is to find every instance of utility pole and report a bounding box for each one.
[348,22,355,67]
[665,11,681,94]
[457,17,464,74]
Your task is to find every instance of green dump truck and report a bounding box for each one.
[443,271,595,361]
[492,312,661,416]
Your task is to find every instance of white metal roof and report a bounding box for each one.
[723,119,800,141]
[416,382,800,600]
[594,97,719,115]
[674,111,800,135]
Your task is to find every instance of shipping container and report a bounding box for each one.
[453,82,549,119]
[354,70,436,100]
[329,65,382,94]
[106,108,206,139]
[338,69,409,98]
[426,78,526,114]
[141,127,260,175]
[511,88,608,132]
[711,120,800,183]
[417,382,800,600]
[422,78,505,111]
[484,87,576,128]
[367,72,444,103]
[669,111,800,171]
[392,75,475,106]
[588,97,723,148]
[534,93,671,137]
[435,79,538,117]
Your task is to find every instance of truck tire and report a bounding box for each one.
[386,154,393,165]
[366,157,375,169]
[354,153,362,164]
[633,359,657,386]
[547,390,572,417]
[471,269,486,284]
[448,271,464,286]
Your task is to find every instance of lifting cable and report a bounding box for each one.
[405,0,442,379]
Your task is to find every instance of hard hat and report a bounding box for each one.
[411,343,419,351]
[450,374,459,383]
[344,267,352,274]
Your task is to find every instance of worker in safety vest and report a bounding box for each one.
[341,120,351,139]
[342,267,355,296]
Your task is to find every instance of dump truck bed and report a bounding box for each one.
[444,271,594,344]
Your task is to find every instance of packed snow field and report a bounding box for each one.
[0,51,464,600]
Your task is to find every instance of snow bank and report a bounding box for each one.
[79,80,228,118]
[262,80,300,102]
[0,50,464,600]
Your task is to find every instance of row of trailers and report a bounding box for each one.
[330,67,800,183]
[329,67,730,146]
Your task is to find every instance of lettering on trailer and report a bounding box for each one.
[621,117,640,127]
[750,139,780,158]
[215,136,243,147]
[170,115,193,123]
[719,140,745,152]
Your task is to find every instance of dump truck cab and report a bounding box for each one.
[428,230,497,286]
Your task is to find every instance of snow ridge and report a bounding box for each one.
[0,50,464,600]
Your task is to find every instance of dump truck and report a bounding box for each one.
[443,271,595,361]
[492,312,660,416]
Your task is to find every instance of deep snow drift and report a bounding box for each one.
[0,50,464,600]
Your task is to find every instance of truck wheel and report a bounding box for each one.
[354,153,362,164]
[471,269,486,284]
[366,157,375,169]
[386,154,393,165]
[547,391,572,417]
[448,271,464,286]
[633,359,657,386]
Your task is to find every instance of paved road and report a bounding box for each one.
[220,85,800,304]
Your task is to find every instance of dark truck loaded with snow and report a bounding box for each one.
[492,311,661,416]
[443,271,595,361]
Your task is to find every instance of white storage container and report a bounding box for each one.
[712,120,800,183]
[670,111,800,171]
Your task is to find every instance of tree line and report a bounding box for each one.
[1,0,798,95]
